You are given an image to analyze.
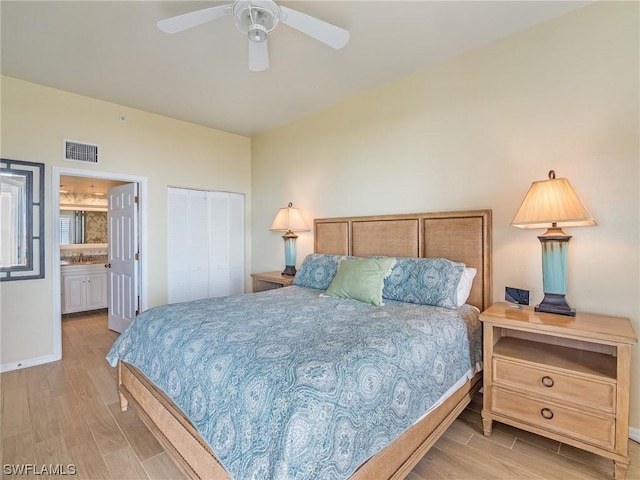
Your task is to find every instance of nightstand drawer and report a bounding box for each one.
[492,388,615,449]
[492,357,616,413]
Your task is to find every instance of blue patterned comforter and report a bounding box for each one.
[106,286,481,480]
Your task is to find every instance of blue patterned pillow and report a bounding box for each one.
[293,254,348,290]
[382,257,466,309]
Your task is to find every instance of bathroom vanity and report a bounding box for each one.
[61,262,108,314]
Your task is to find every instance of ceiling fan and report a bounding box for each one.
[157,0,350,72]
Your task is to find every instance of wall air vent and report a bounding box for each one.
[63,139,100,164]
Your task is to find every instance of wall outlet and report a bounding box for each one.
[505,287,530,305]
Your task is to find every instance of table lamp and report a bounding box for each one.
[511,170,596,316]
[270,202,309,276]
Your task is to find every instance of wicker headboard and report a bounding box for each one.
[314,209,492,311]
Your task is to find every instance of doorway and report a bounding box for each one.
[52,166,147,360]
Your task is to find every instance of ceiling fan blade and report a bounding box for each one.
[249,40,269,72]
[280,6,349,50]
[157,5,231,34]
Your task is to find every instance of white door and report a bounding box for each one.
[167,187,188,303]
[187,190,210,301]
[228,193,245,295]
[210,192,245,296]
[209,191,229,297]
[108,183,138,333]
[167,188,244,303]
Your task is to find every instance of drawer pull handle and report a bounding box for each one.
[541,376,555,388]
[540,408,554,420]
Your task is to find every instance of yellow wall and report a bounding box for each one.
[0,76,252,367]
[1,0,638,434]
[251,2,640,430]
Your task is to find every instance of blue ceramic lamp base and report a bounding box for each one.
[281,232,298,277]
[536,228,576,317]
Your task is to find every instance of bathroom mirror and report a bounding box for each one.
[59,209,108,244]
[0,158,45,281]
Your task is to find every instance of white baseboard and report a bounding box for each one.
[630,426,640,443]
[0,353,60,373]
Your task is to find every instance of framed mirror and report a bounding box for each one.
[1,158,45,281]
[59,209,108,244]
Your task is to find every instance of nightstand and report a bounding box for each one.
[480,302,637,480]
[251,271,294,292]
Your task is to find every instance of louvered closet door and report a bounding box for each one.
[209,192,245,297]
[167,188,244,304]
[227,193,244,295]
[187,190,210,301]
[167,188,188,303]
[209,192,230,297]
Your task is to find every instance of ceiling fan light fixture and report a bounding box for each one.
[158,0,350,71]
[248,25,268,43]
[233,0,280,40]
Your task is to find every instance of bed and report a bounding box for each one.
[108,209,492,479]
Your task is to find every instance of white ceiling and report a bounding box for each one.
[60,175,127,195]
[1,1,591,137]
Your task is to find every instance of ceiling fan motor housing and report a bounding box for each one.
[233,0,280,42]
[157,0,350,71]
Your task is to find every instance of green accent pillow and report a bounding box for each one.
[324,257,396,306]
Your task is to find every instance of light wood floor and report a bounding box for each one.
[1,311,638,479]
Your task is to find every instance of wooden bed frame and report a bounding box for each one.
[118,209,492,479]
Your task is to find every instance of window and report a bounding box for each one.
[59,211,74,245]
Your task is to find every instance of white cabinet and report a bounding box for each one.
[167,188,244,304]
[61,264,108,314]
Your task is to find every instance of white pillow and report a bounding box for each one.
[456,267,477,306]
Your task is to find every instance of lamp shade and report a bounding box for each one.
[511,171,596,229]
[270,203,309,232]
